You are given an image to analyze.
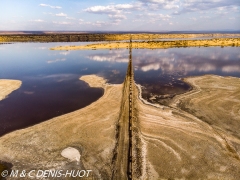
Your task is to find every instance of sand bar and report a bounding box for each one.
[80,74,106,88]
[50,38,240,50]
[0,79,21,101]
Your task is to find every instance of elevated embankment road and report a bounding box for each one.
[112,44,134,180]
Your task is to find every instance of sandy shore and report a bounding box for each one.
[0,75,240,179]
[170,75,240,138]
[0,75,122,179]
[0,79,21,101]
[50,38,240,50]
[136,75,240,179]
[0,79,21,174]
[79,75,106,88]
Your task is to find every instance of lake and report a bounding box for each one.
[0,42,239,136]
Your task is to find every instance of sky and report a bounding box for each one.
[0,0,240,31]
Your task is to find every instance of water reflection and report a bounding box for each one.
[0,73,103,136]
[87,49,129,63]
[133,47,240,104]
[133,48,240,75]
[60,51,70,56]
[86,47,240,104]
[0,43,128,136]
[85,47,240,76]
[47,58,66,64]
[0,43,239,135]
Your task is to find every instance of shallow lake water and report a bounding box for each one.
[132,47,240,102]
[0,42,239,136]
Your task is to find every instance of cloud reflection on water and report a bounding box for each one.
[84,47,240,102]
[133,47,240,102]
[87,49,129,63]
[86,47,240,76]
[133,48,240,76]
[47,58,66,64]
[60,51,70,56]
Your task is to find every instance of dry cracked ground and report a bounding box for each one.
[0,73,240,179]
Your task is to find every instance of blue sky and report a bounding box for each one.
[0,0,240,31]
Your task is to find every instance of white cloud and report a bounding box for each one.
[84,5,120,14]
[115,4,135,9]
[83,20,121,26]
[137,13,171,23]
[56,13,67,17]
[148,13,171,19]
[139,0,180,10]
[40,4,47,6]
[189,17,197,21]
[174,0,240,14]
[83,1,179,26]
[79,21,91,25]
[108,14,127,20]
[30,19,45,22]
[78,20,107,26]
[132,19,145,22]
[39,4,62,9]
[53,21,72,25]
[43,12,53,15]
[84,3,143,24]
[92,21,108,27]
[84,3,140,14]
[66,17,75,20]
[200,16,210,19]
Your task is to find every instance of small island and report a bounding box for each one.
[50,38,240,50]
